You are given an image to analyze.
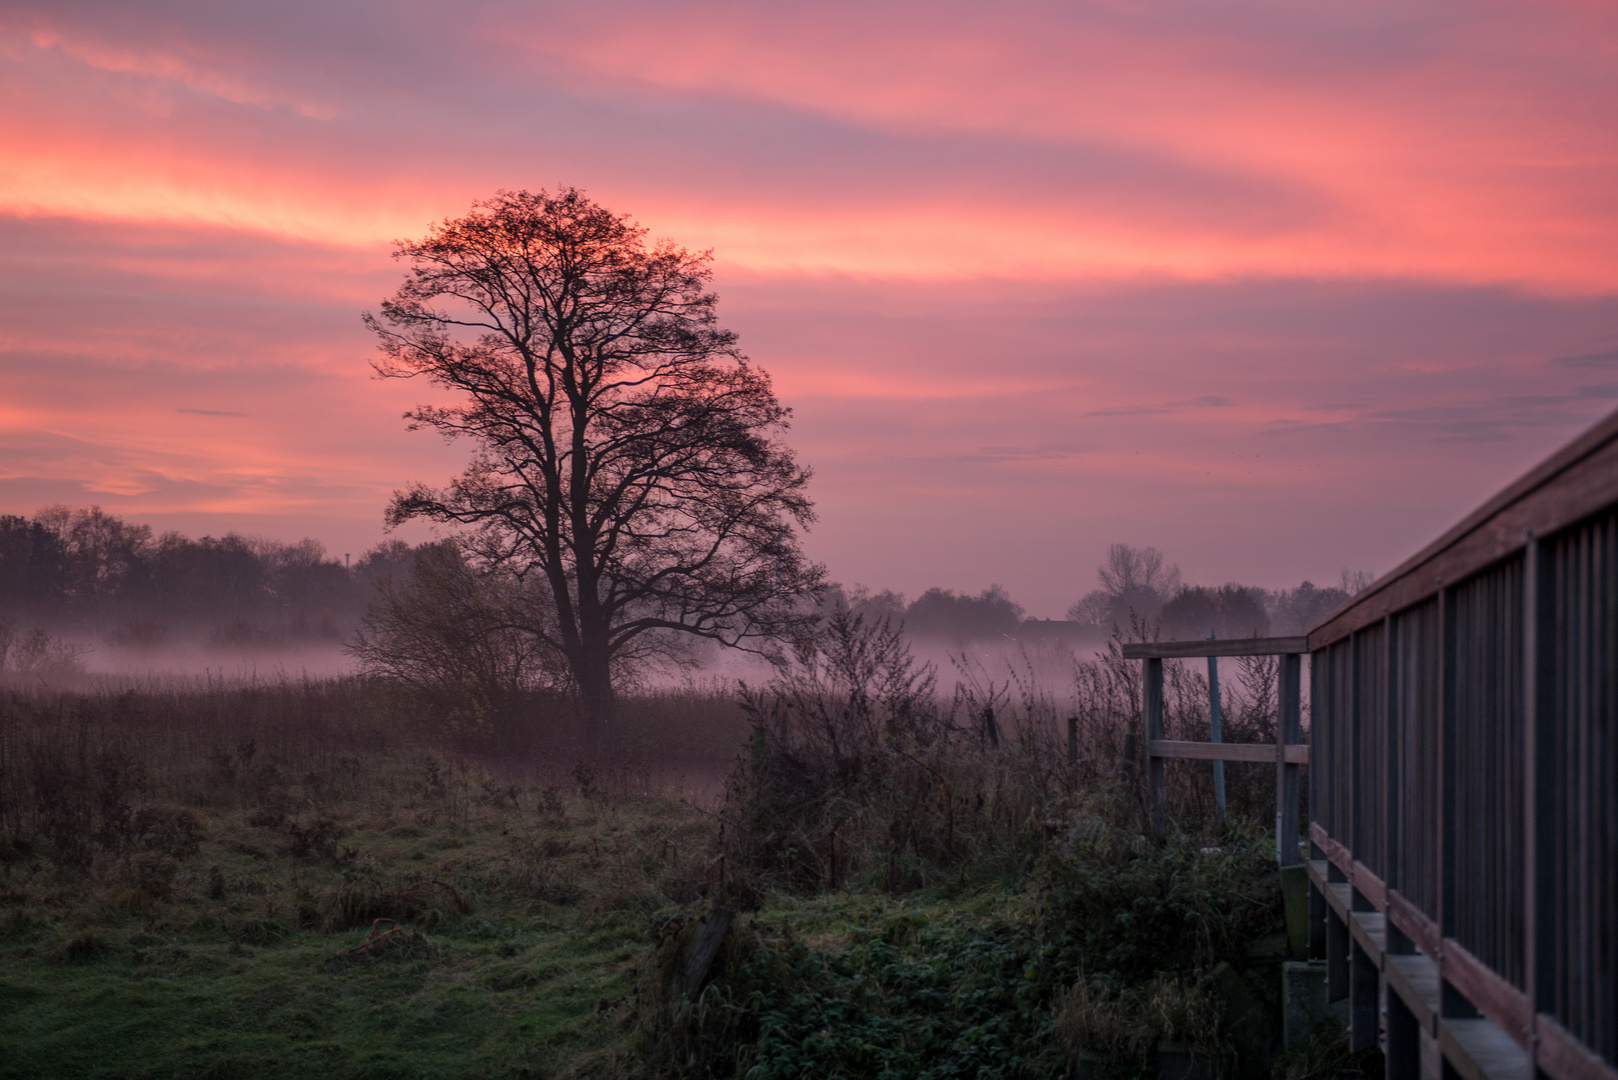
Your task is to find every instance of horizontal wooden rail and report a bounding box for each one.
[1148,739,1309,765]
[1122,636,1307,659]
[1309,403,1618,647]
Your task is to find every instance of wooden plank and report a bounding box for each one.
[1440,1018,1531,1080]
[1278,652,1303,867]
[1144,657,1165,838]
[1147,739,1308,764]
[1123,636,1307,659]
[1309,409,1618,647]
[1387,952,1441,1034]
[1535,1014,1618,1080]
[1442,937,1532,1051]
[1308,859,1353,921]
[1350,910,1387,958]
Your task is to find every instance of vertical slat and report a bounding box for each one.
[1546,508,1617,1062]
[1393,598,1441,921]
[1525,534,1548,1069]
[1386,614,1400,897]
[1451,556,1526,988]
[1311,650,1326,859]
[1355,620,1388,880]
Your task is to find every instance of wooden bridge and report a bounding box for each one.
[1126,406,1618,1080]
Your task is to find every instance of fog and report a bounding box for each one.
[3,507,1358,708]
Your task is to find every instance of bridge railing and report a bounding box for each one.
[1121,636,1308,863]
[1306,406,1618,1080]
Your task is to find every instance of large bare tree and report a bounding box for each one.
[366,188,823,721]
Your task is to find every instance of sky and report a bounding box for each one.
[2,0,1617,618]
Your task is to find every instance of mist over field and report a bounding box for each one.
[2,506,1359,718]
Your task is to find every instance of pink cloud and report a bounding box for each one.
[2,2,1618,613]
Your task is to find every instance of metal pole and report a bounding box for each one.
[1206,631,1227,825]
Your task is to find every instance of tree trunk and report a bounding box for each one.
[575,646,617,728]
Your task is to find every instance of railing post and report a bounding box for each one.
[1144,656,1165,838]
[1206,632,1226,825]
[1277,652,1302,867]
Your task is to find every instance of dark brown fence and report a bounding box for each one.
[1306,405,1618,1080]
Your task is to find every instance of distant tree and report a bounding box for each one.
[904,585,1025,640]
[1158,584,1270,640]
[820,583,908,627]
[34,505,152,615]
[1067,543,1182,631]
[366,188,823,721]
[0,515,69,616]
[1269,578,1352,635]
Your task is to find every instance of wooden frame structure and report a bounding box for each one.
[1122,636,1309,862]
[1304,406,1618,1080]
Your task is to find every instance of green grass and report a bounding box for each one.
[0,770,712,1080]
[0,677,1325,1080]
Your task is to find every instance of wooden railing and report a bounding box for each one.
[1122,636,1307,864]
[1304,405,1618,1080]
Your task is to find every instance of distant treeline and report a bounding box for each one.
[825,544,1369,643]
[0,506,428,648]
[0,509,1368,653]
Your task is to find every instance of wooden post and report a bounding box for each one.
[1067,716,1078,779]
[1144,657,1165,837]
[1277,652,1302,867]
[670,905,735,1000]
[1206,632,1226,825]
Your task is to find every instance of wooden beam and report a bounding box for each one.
[1278,651,1303,867]
[1122,636,1307,659]
[1442,937,1533,1052]
[1144,657,1165,838]
[1148,739,1309,764]
[1537,1015,1618,1080]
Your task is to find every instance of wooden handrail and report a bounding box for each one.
[1121,636,1307,659]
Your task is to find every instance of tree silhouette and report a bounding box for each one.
[366,188,823,721]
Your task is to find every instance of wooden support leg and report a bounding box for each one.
[1143,657,1165,838]
[1327,909,1350,1004]
[1309,880,1328,961]
[1386,986,1420,1080]
[1349,937,1379,1054]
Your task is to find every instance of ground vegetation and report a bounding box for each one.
[0,612,1386,1080]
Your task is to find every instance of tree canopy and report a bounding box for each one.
[366,188,822,720]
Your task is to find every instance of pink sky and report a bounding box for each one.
[3,1,1617,617]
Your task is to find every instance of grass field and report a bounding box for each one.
[0,652,1371,1080]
